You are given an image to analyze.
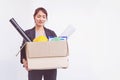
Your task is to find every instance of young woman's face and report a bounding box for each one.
[34,10,47,27]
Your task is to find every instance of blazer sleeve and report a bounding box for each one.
[20,40,26,64]
[20,30,30,64]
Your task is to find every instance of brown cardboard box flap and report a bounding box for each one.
[26,40,69,58]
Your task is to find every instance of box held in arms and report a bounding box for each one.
[25,40,69,70]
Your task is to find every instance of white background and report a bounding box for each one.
[0,0,120,80]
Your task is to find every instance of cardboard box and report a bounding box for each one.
[26,40,69,70]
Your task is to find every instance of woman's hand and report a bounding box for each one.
[22,59,29,71]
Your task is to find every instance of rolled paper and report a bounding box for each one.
[9,18,31,42]
[60,25,76,38]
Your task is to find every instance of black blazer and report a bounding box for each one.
[20,27,57,64]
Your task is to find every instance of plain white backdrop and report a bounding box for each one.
[0,0,120,80]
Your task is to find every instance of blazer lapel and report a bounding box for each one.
[29,27,35,41]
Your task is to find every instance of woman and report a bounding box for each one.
[20,7,57,80]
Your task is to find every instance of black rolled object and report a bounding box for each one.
[9,18,31,42]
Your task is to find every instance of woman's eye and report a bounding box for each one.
[37,15,41,18]
[43,16,46,19]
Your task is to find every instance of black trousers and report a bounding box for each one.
[28,69,57,80]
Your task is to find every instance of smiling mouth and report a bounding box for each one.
[39,21,44,23]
